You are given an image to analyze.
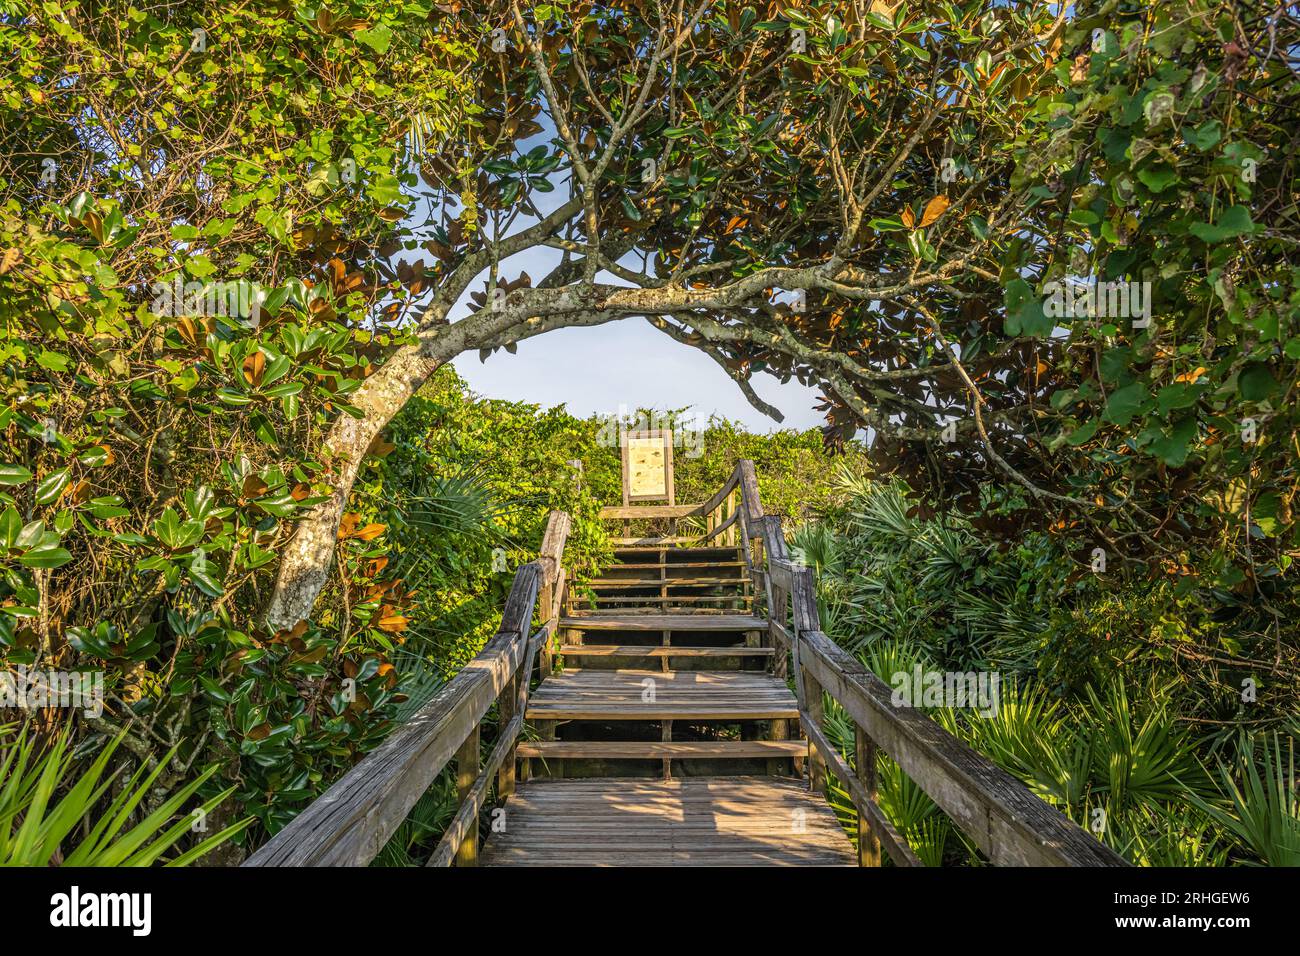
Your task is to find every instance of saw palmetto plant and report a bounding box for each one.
[0,725,249,866]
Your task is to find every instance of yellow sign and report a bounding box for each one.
[627,436,667,498]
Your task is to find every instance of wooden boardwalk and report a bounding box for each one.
[481,777,855,866]
[247,463,1127,869]
[481,538,851,865]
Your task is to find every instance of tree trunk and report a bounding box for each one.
[264,334,455,631]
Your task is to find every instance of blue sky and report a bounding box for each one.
[452,311,829,433]
[440,220,828,434]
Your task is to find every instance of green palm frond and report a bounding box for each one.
[1184,733,1300,866]
[0,725,249,866]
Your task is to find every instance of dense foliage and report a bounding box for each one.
[796,466,1299,866]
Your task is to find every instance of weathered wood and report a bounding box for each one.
[798,709,920,867]
[610,535,706,546]
[560,613,766,631]
[429,714,522,868]
[480,777,855,867]
[735,459,764,525]
[588,575,749,587]
[798,628,1126,866]
[515,740,808,758]
[855,726,882,867]
[557,645,773,658]
[526,669,800,721]
[453,724,480,866]
[600,504,705,519]
[498,672,519,799]
[802,670,827,794]
[244,562,543,867]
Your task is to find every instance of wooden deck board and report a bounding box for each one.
[525,669,799,720]
[481,777,855,866]
[516,740,806,758]
[561,613,766,631]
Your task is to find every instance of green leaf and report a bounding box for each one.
[355,26,393,54]
[1189,205,1254,243]
[1102,382,1149,426]
[1238,363,1277,401]
[19,545,72,569]
[35,469,70,505]
[1148,417,1197,466]
[0,464,33,487]
[1004,278,1052,337]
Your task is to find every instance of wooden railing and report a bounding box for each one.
[244,511,570,867]
[598,471,742,547]
[718,459,1127,867]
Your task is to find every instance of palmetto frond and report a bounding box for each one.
[1185,734,1300,866]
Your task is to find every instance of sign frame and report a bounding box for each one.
[620,428,675,505]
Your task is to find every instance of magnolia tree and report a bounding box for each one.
[2,0,1297,746]
[266,0,1300,631]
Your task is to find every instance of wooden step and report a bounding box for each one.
[558,645,773,657]
[589,576,750,587]
[516,740,804,759]
[613,546,740,557]
[572,595,751,605]
[561,614,766,631]
[526,669,798,721]
[609,561,746,570]
[481,778,855,867]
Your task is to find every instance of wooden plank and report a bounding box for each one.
[244,562,543,867]
[600,504,704,519]
[557,645,773,657]
[797,629,1127,867]
[588,576,750,587]
[561,614,766,631]
[607,561,746,570]
[610,536,704,546]
[515,740,807,758]
[736,460,764,525]
[526,669,799,721]
[482,777,854,867]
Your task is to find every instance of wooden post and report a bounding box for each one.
[498,677,518,799]
[454,726,480,866]
[803,669,827,795]
[854,725,881,866]
[767,717,789,776]
[662,719,673,779]
[726,488,737,546]
[537,719,559,778]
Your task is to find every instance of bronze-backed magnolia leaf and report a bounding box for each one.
[918,195,950,228]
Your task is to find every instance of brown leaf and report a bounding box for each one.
[918,195,950,228]
[241,475,269,498]
[243,351,266,387]
[900,206,916,229]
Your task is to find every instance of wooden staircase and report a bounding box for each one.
[482,542,852,865]
[247,461,1128,869]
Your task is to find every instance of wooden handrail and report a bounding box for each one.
[726,460,1127,868]
[245,511,570,867]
